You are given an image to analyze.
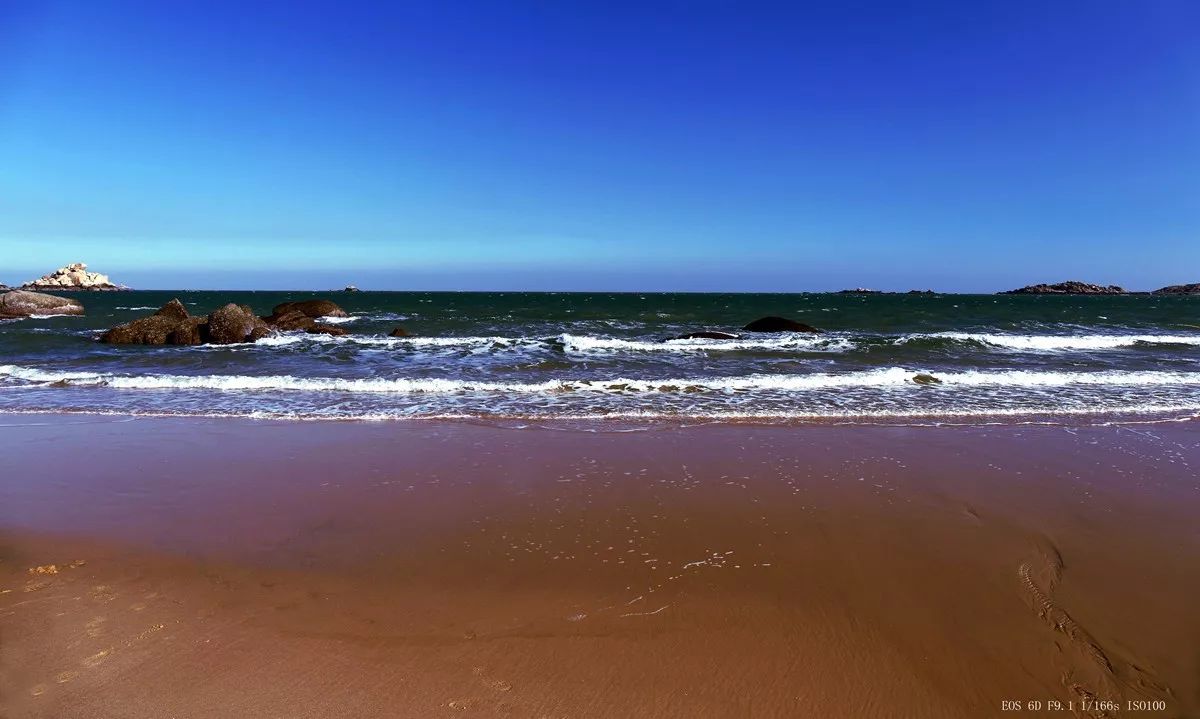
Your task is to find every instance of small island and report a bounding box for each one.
[21,262,127,291]
[1001,281,1126,295]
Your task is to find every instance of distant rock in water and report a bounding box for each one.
[22,263,125,291]
[912,373,943,385]
[1152,283,1200,295]
[908,289,935,294]
[101,297,352,345]
[742,316,821,333]
[1001,281,1126,295]
[270,299,348,319]
[670,331,740,340]
[0,290,85,318]
[389,326,410,338]
[343,285,360,293]
[837,288,883,295]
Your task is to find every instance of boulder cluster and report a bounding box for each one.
[99,299,353,345]
[22,263,124,291]
[0,290,86,319]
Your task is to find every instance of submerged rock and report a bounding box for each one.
[912,373,943,385]
[670,331,740,340]
[0,290,85,318]
[1001,281,1126,295]
[742,316,821,333]
[1151,283,1200,295]
[389,326,410,338]
[270,299,348,319]
[22,262,125,291]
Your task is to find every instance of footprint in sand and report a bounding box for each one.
[85,616,107,637]
[1018,538,1171,718]
[55,670,78,684]
[81,649,110,668]
[472,666,513,693]
[89,585,117,602]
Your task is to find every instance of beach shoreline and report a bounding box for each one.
[2,415,1197,717]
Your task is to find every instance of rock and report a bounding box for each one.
[670,331,740,340]
[0,290,85,318]
[742,316,821,333]
[912,373,943,385]
[343,285,360,292]
[1001,281,1126,295]
[1152,283,1200,295]
[205,304,259,344]
[247,325,274,342]
[308,323,347,336]
[21,262,125,291]
[389,326,410,338]
[837,288,883,295]
[100,299,203,345]
[154,298,190,321]
[270,309,318,331]
[269,299,347,319]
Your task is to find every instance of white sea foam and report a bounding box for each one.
[4,364,1200,394]
[909,332,1200,351]
[558,333,856,353]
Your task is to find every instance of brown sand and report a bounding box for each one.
[1,416,1197,718]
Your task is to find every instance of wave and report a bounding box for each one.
[4,364,1200,394]
[557,333,856,353]
[905,332,1200,351]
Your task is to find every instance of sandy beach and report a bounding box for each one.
[1,416,1197,718]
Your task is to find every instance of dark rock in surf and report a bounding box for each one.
[205,304,260,344]
[742,316,821,333]
[389,327,410,338]
[670,331,740,340]
[0,290,85,318]
[1151,283,1200,295]
[912,373,943,385]
[1001,281,1126,295]
[269,299,348,319]
[268,309,316,332]
[100,299,201,345]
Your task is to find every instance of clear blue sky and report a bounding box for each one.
[1,1,1197,291]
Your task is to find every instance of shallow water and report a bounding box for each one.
[2,290,1199,423]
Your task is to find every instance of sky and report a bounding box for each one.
[0,1,1197,291]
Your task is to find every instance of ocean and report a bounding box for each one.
[2,291,1199,424]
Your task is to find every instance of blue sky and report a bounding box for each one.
[1,1,1197,291]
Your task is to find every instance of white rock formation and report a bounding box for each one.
[22,263,125,290]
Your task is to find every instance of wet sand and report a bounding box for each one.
[1,416,1198,718]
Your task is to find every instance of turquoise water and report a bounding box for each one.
[2,291,1199,423]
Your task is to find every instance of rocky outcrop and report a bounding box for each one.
[270,300,347,319]
[389,327,410,338]
[101,298,349,345]
[22,263,125,291]
[671,331,740,340]
[1001,281,1126,295]
[837,288,883,295]
[742,316,821,333]
[0,290,85,318]
[343,285,360,292]
[1152,283,1200,295]
[206,304,263,344]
